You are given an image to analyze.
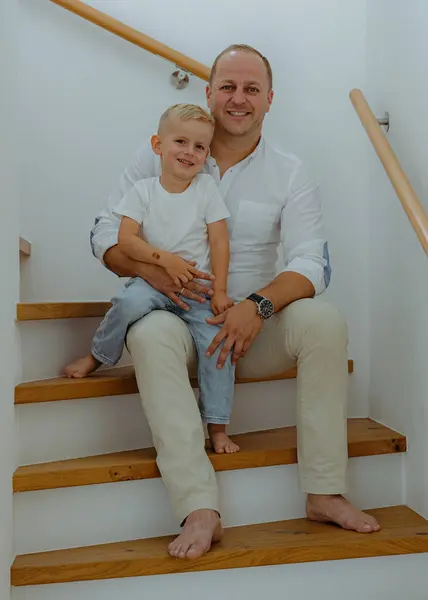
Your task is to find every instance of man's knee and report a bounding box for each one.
[288,298,348,347]
[126,311,195,359]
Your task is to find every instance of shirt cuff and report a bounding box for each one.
[281,257,328,296]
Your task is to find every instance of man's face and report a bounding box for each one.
[206,51,274,138]
[151,117,213,182]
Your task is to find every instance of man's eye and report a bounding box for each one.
[247,87,259,94]
[175,139,185,144]
[221,85,234,91]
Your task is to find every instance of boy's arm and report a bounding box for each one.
[118,217,201,286]
[207,219,230,293]
[207,219,234,315]
[118,216,166,266]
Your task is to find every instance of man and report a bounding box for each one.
[91,44,380,559]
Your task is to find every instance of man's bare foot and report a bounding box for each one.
[208,424,240,454]
[64,354,101,378]
[306,494,381,533]
[168,509,223,559]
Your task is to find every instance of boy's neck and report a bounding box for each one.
[159,172,193,194]
[210,129,261,176]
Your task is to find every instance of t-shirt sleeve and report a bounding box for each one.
[203,176,230,224]
[113,181,149,225]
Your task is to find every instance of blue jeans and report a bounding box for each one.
[92,277,235,424]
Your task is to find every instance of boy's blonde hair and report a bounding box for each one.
[158,103,215,134]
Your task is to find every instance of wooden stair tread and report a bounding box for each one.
[11,506,428,586]
[13,418,406,492]
[15,360,354,404]
[17,302,112,321]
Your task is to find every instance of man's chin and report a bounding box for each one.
[222,124,253,137]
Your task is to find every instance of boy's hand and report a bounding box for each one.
[211,291,235,316]
[161,253,203,287]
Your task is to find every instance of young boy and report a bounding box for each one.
[65,104,239,454]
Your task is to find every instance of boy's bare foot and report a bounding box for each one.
[168,509,223,559]
[306,494,381,533]
[208,424,240,454]
[64,354,101,378]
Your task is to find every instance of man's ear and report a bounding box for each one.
[266,89,274,112]
[151,134,162,156]
[206,84,212,108]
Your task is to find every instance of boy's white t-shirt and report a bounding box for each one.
[113,173,230,274]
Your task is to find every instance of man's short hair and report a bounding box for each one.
[209,44,273,90]
[158,103,215,134]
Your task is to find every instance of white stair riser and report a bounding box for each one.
[17,377,366,465]
[14,453,404,554]
[11,554,428,600]
[17,381,299,464]
[18,319,130,382]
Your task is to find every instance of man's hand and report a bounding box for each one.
[211,291,235,316]
[140,262,213,310]
[205,300,263,367]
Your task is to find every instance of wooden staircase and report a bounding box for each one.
[13,418,405,492]
[12,300,427,590]
[12,506,428,586]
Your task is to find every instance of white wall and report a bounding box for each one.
[366,0,428,517]
[18,0,371,415]
[0,1,19,598]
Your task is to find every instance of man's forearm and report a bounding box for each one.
[104,245,159,279]
[258,271,315,313]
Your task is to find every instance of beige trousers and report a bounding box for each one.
[127,298,349,523]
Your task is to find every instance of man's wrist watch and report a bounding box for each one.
[246,293,275,319]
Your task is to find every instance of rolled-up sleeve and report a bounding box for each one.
[90,141,158,262]
[280,161,331,295]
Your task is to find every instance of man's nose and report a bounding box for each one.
[231,87,246,104]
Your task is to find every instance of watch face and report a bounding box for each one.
[259,298,274,319]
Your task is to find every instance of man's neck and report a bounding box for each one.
[210,130,262,177]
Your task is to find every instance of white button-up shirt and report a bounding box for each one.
[91,137,331,301]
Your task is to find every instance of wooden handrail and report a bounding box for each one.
[49,0,210,81]
[350,89,428,255]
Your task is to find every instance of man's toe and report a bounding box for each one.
[186,542,207,559]
[356,518,380,533]
[168,541,181,557]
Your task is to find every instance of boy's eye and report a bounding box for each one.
[196,145,205,151]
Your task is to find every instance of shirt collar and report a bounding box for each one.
[206,136,264,170]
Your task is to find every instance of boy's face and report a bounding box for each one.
[151,117,213,182]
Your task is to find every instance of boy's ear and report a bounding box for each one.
[151,134,162,156]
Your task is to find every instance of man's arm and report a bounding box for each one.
[258,271,315,312]
[90,140,158,269]
[104,245,213,311]
[206,160,330,366]
[249,159,328,312]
